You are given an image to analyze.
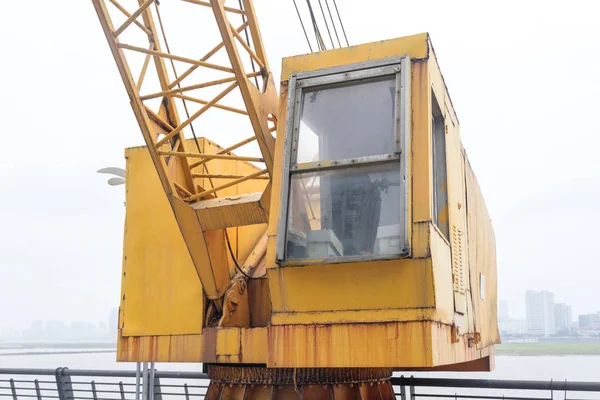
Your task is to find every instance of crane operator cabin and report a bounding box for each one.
[92,0,498,397]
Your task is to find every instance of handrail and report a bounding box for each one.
[1,367,600,400]
[392,376,600,392]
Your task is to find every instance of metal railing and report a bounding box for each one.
[1,368,599,400]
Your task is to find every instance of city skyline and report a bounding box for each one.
[498,289,600,337]
[0,308,118,342]
[499,289,591,321]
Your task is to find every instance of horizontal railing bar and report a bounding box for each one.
[154,371,209,379]
[61,369,138,378]
[156,384,209,388]
[0,369,57,376]
[413,394,551,400]
[71,388,136,394]
[393,377,600,392]
[0,395,59,399]
[71,397,135,400]
[159,392,205,397]
[71,381,136,386]
[0,387,56,392]
[0,380,55,384]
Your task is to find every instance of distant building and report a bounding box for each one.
[46,320,67,340]
[99,321,107,336]
[554,303,572,333]
[498,300,509,322]
[499,318,526,335]
[108,307,119,340]
[579,313,600,335]
[526,290,555,336]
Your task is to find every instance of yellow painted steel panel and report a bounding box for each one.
[121,138,269,337]
[281,33,429,80]
[216,328,241,356]
[271,308,438,326]
[268,259,434,316]
[429,224,455,324]
[410,60,433,224]
[121,146,204,336]
[464,150,500,349]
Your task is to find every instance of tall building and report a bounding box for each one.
[554,303,572,333]
[526,290,555,336]
[579,312,600,335]
[498,300,509,321]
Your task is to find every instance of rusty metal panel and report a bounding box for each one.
[116,327,268,364]
[267,321,433,368]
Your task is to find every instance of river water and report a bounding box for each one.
[1,349,600,381]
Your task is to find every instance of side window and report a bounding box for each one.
[432,92,449,240]
[277,58,411,264]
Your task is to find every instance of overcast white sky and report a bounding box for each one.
[0,0,599,330]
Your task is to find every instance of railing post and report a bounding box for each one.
[152,368,162,400]
[149,364,155,400]
[135,363,141,400]
[34,379,42,400]
[55,368,73,400]
[184,383,190,400]
[91,381,98,400]
[409,376,415,400]
[9,378,17,400]
[399,377,406,400]
[141,363,148,400]
[119,381,126,400]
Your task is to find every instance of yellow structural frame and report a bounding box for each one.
[116,33,498,371]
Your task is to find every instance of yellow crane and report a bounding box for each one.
[92,1,499,398]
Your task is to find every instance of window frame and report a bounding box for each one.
[431,91,450,241]
[276,56,412,265]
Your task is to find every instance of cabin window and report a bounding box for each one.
[431,92,449,240]
[277,57,411,264]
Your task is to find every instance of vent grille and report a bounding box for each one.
[451,225,466,295]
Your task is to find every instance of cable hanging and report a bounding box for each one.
[324,0,342,48]
[305,0,327,51]
[292,0,313,52]
[154,2,203,154]
[317,0,335,49]
[332,0,350,46]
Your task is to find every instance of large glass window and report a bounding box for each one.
[286,163,402,260]
[432,92,449,240]
[296,78,396,164]
[278,58,410,264]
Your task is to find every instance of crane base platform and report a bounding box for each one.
[205,365,395,399]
